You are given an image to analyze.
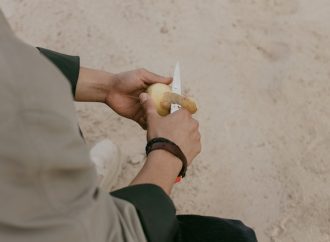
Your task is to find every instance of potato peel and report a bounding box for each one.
[147,83,197,116]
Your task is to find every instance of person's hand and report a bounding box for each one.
[139,93,201,165]
[130,92,201,194]
[105,69,172,128]
[75,67,171,128]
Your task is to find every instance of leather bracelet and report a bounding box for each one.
[145,137,187,179]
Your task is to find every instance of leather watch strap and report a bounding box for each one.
[146,137,187,179]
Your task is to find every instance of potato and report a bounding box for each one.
[147,83,171,116]
[147,83,197,116]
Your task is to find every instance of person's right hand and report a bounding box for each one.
[139,93,201,165]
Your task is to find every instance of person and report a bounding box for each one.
[0,9,258,242]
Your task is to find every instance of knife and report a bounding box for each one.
[171,62,182,113]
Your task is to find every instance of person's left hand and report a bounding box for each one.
[105,69,172,129]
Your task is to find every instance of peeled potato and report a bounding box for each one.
[147,83,171,116]
[147,83,197,116]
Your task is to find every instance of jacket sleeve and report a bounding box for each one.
[111,184,179,242]
[37,47,80,96]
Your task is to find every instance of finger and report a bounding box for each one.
[192,118,199,130]
[137,115,147,130]
[194,131,201,141]
[173,108,192,119]
[135,109,147,130]
[139,93,159,122]
[139,116,147,130]
[142,69,172,85]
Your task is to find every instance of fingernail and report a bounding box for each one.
[139,93,147,103]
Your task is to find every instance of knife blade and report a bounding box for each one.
[171,62,181,113]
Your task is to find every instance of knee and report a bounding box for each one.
[230,220,258,242]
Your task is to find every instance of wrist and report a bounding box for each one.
[146,137,187,179]
[147,149,182,176]
[75,67,113,102]
[130,150,182,195]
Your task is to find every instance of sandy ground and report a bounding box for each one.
[1,0,330,241]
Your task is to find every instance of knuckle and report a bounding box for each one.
[181,109,191,118]
[197,132,201,140]
[186,109,192,116]
[146,109,155,116]
[180,108,188,115]
[196,141,202,152]
[138,68,146,75]
[193,119,199,128]
[189,119,198,130]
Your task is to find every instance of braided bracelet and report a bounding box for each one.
[145,137,187,181]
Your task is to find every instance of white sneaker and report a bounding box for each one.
[90,139,122,192]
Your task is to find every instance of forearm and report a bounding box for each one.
[130,150,182,195]
[37,48,112,102]
[75,67,113,102]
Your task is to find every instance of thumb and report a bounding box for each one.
[139,93,158,120]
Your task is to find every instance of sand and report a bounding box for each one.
[1,0,330,241]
